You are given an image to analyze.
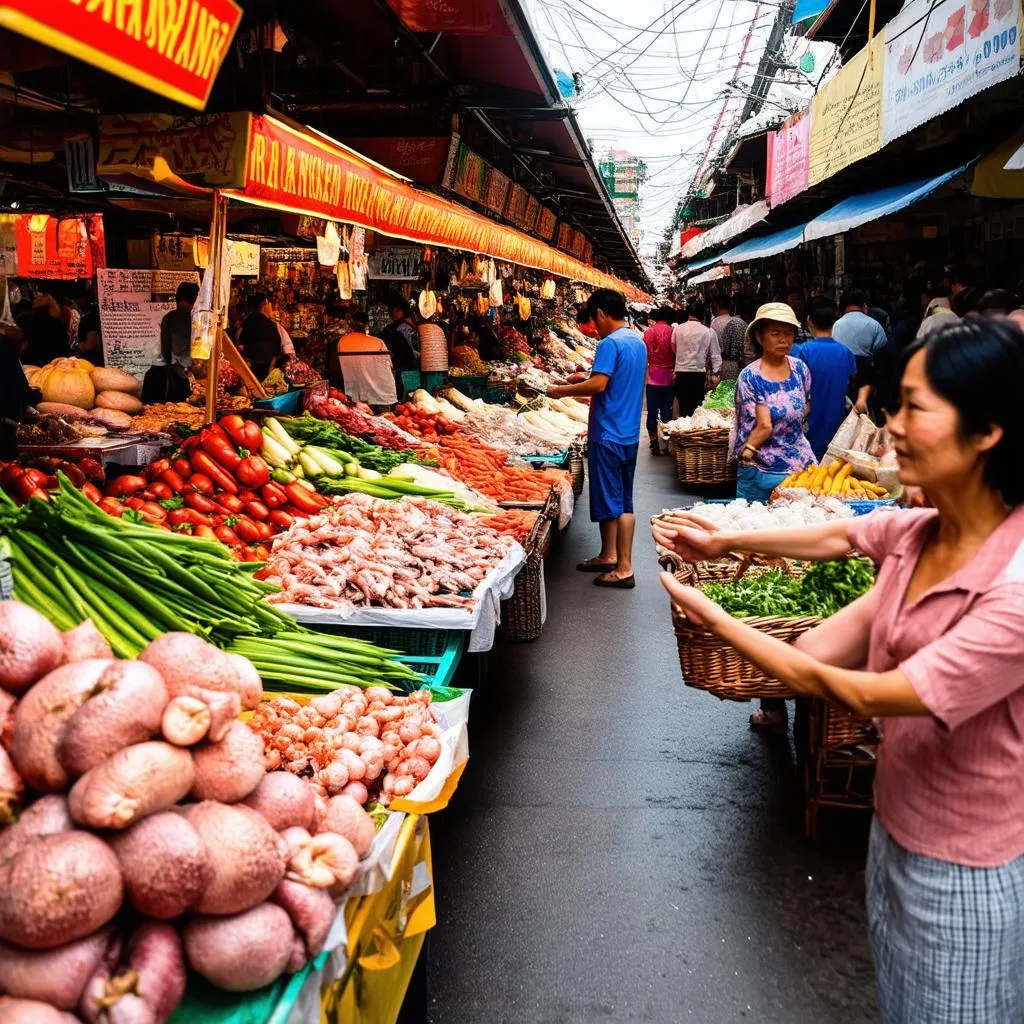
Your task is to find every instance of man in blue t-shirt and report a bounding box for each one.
[791,296,862,460]
[548,289,646,589]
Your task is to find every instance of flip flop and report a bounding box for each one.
[577,560,617,573]
[594,574,636,589]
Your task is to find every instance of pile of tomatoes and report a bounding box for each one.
[99,414,328,560]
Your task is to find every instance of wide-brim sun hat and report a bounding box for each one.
[745,301,801,341]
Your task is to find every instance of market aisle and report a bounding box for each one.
[427,451,877,1024]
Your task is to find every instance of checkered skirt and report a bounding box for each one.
[867,817,1024,1023]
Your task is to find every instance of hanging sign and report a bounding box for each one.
[368,246,422,280]
[767,111,811,207]
[152,232,196,271]
[536,206,557,242]
[0,0,241,111]
[882,0,1021,145]
[484,167,511,215]
[452,145,488,203]
[97,269,197,384]
[14,214,102,279]
[808,34,884,186]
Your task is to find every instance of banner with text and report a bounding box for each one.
[1,0,241,110]
[767,111,811,206]
[368,247,423,280]
[882,0,1020,145]
[809,34,885,186]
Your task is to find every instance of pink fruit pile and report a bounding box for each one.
[0,601,378,1021]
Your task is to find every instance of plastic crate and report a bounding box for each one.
[520,449,569,468]
[485,383,515,405]
[306,623,465,691]
[847,498,898,516]
[401,370,422,393]
[252,388,305,414]
[448,375,489,400]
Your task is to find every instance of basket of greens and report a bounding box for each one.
[673,557,875,701]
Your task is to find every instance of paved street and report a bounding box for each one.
[427,449,878,1024]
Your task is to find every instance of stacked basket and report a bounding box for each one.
[498,515,552,642]
[568,441,586,498]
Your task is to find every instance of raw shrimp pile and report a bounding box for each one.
[248,686,443,804]
[259,493,516,610]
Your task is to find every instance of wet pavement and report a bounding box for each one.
[426,449,878,1024]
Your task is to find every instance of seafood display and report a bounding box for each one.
[259,493,516,611]
[304,388,425,451]
[248,687,444,804]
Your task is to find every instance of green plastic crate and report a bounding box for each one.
[307,624,465,691]
[521,448,569,468]
[484,383,515,405]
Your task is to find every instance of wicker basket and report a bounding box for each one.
[568,442,585,498]
[669,428,735,485]
[671,560,819,701]
[498,517,551,642]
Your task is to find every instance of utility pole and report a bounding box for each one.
[739,0,795,122]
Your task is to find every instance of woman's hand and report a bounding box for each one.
[651,511,730,562]
[660,572,728,630]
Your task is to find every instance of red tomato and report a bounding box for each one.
[260,483,288,509]
[146,458,172,481]
[173,456,193,477]
[82,482,103,504]
[139,502,168,523]
[200,430,241,471]
[146,482,174,501]
[232,516,261,544]
[243,500,269,521]
[184,493,219,514]
[255,520,273,541]
[268,509,295,530]
[187,473,214,495]
[159,469,187,493]
[219,414,263,452]
[194,524,217,540]
[214,525,239,546]
[98,497,124,517]
[236,455,271,488]
[107,475,148,498]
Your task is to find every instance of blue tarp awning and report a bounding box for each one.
[720,222,808,264]
[803,164,970,242]
[683,254,722,273]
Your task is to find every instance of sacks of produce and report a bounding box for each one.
[0,601,381,1018]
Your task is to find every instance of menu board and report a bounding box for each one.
[97,269,198,384]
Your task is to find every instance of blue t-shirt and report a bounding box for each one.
[588,326,647,445]
[791,337,857,459]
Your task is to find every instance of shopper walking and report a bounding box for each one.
[791,296,860,460]
[642,307,676,455]
[833,289,887,409]
[548,289,646,590]
[672,300,721,417]
[654,315,1024,1024]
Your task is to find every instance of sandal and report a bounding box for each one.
[749,709,788,733]
[594,573,636,589]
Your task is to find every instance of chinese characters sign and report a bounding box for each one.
[767,112,810,207]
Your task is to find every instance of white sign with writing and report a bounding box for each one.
[97,269,198,384]
[368,246,422,281]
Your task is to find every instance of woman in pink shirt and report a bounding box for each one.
[653,315,1024,1022]
[642,307,676,455]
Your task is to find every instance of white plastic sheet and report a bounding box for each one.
[276,544,525,652]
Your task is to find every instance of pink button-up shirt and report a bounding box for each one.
[846,506,1024,867]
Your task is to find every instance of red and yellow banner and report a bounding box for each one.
[232,116,649,301]
[0,0,241,111]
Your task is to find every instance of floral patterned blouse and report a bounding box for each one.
[733,356,815,473]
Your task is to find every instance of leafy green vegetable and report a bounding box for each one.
[702,378,737,410]
[278,414,427,473]
[704,559,874,618]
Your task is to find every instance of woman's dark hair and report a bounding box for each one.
[586,289,626,321]
[654,306,673,322]
[687,299,706,321]
[892,314,1024,505]
[978,288,1019,315]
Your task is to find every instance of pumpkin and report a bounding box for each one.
[94,390,143,414]
[34,358,95,409]
[91,367,141,395]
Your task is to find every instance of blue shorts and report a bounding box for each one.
[588,440,638,522]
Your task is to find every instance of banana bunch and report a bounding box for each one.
[780,459,889,499]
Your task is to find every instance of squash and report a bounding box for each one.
[94,391,143,415]
[91,367,141,395]
[34,358,95,410]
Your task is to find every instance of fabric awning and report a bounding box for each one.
[804,164,970,241]
[689,265,731,285]
[680,201,769,259]
[720,222,808,264]
[681,254,723,274]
